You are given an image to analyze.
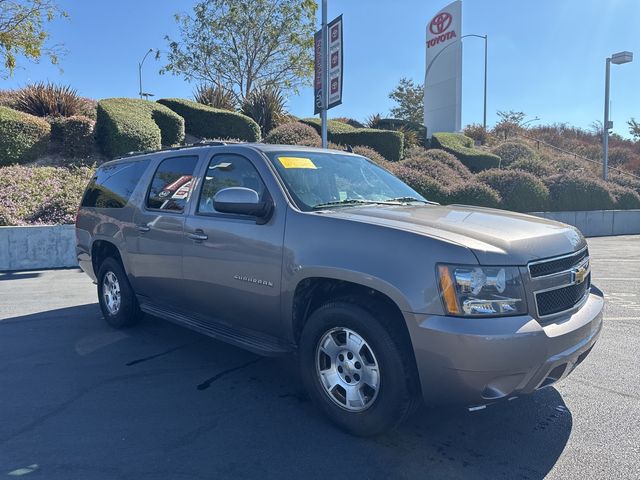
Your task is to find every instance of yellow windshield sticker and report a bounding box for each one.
[278,156,317,169]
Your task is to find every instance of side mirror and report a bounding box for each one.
[213,187,270,219]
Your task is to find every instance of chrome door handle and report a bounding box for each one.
[136,224,151,233]
[187,231,208,242]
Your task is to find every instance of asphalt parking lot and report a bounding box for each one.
[1,236,638,479]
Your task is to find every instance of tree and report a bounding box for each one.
[0,0,67,78]
[628,118,640,142]
[496,110,526,125]
[162,0,316,103]
[388,78,423,123]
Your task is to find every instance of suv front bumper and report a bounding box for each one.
[405,286,604,406]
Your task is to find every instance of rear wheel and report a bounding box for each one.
[97,257,142,328]
[299,299,418,436]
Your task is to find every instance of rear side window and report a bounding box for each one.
[81,160,149,208]
[146,155,199,212]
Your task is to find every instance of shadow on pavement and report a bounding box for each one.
[0,304,571,480]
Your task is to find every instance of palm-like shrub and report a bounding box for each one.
[12,83,85,118]
[240,86,287,136]
[193,84,237,111]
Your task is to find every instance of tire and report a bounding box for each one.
[299,298,419,436]
[97,256,142,329]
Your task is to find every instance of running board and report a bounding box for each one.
[140,302,293,357]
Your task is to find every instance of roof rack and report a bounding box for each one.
[117,140,237,159]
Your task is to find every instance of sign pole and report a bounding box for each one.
[321,0,328,148]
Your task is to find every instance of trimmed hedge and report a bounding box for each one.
[477,168,549,212]
[350,145,388,167]
[608,184,640,210]
[264,122,321,147]
[300,117,355,134]
[507,156,553,177]
[0,106,51,165]
[62,115,95,158]
[388,163,448,203]
[332,129,404,161]
[301,117,404,161]
[544,173,615,211]
[446,182,501,208]
[490,141,536,166]
[375,118,426,146]
[158,98,260,142]
[430,132,501,172]
[402,147,472,181]
[96,98,185,158]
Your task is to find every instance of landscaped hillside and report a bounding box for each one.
[1,83,639,226]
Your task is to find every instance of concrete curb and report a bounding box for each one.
[0,225,77,272]
[529,209,640,237]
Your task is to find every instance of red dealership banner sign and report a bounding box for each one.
[314,15,343,114]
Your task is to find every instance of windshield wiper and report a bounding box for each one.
[385,196,431,204]
[312,199,400,209]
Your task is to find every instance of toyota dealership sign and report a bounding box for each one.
[424,1,462,137]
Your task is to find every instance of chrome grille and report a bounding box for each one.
[536,274,591,316]
[529,248,589,278]
[527,248,591,320]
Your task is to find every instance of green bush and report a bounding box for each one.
[402,147,472,180]
[446,182,501,208]
[331,117,364,128]
[158,98,260,142]
[463,123,488,145]
[0,106,51,165]
[47,115,67,142]
[430,132,501,172]
[608,184,640,209]
[387,163,448,203]
[609,171,640,195]
[491,141,536,166]
[350,145,388,168]
[477,168,549,212]
[96,98,185,158]
[264,122,321,147]
[332,129,404,162]
[62,116,95,158]
[544,173,615,211]
[374,118,426,147]
[507,156,553,177]
[300,118,356,134]
[300,118,404,161]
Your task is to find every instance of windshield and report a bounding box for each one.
[266,151,427,211]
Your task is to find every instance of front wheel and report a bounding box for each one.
[299,299,418,436]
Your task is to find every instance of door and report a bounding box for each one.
[129,154,200,305]
[182,152,285,335]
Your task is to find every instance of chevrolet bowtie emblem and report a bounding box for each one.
[573,264,589,284]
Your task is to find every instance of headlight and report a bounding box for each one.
[437,264,527,316]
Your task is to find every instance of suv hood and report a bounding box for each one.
[320,204,586,265]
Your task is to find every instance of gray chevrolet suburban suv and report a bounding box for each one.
[76,142,603,436]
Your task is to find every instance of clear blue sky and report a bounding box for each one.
[4,0,639,137]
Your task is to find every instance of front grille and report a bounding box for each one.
[536,274,591,317]
[529,248,589,278]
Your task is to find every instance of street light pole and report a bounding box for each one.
[602,51,633,181]
[321,0,328,148]
[138,48,153,100]
[603,57,611,180]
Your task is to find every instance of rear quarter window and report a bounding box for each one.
[81,160,150,208]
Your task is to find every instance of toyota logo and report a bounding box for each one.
[429,12,452,35]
